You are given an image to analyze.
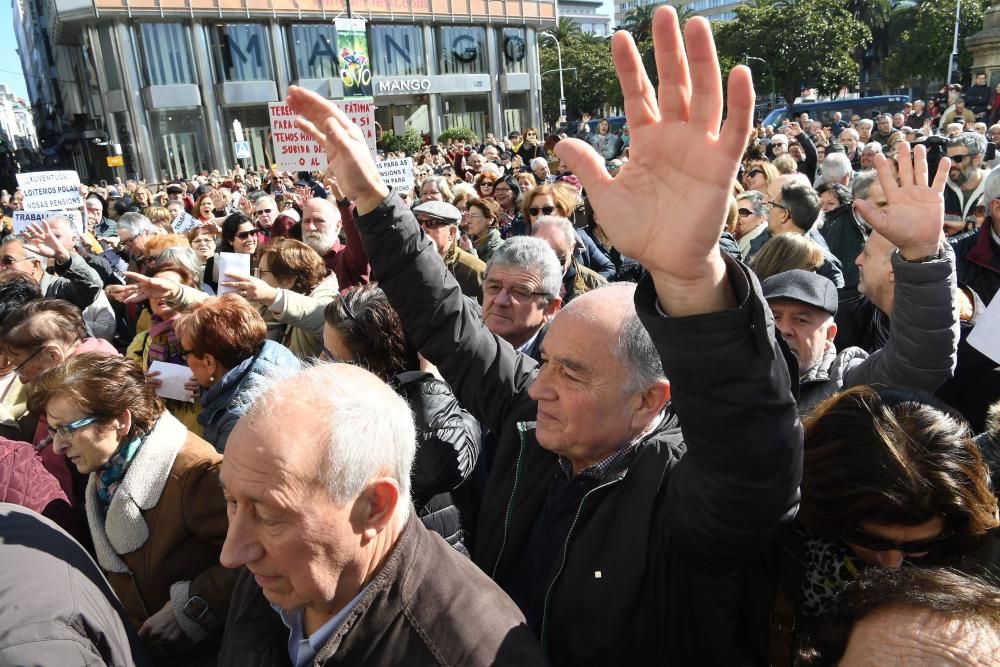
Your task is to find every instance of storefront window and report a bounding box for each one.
[501,92,530,134]
[441,94,489,143]
[137,23,196,87]
[289,24,339,80]
[149,109,210,180]
[221,107,271,171]
[212,24,273,82]
[371,25,426,77]
[438,26,486,75]
[500,28,527,74]
[374,98,431,139]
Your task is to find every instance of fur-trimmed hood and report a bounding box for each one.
[85,411,187,574]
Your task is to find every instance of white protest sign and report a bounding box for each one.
[171,211,200,233]
[13,210,84,235]
[377,158,414,191]
[16,171,85,211]
[148,361,195,403]
[268,98,376,172]
[216,252,252,295]
[968,294,1000,366]
[269,102,328,172]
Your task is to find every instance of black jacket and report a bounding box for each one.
[819,204,866,289]
[355,194,802,665]
[393,370,481,553]
[951,220,1000,305]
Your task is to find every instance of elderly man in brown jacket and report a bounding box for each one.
[217,364,546,666]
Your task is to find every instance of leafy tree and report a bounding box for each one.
[714,0,871,105]
[551,17,582,44]
[622,3,661,43]
[880,0,990,87]
[437,126,479,145]
[378,127,423,155]
[539,36,619,125]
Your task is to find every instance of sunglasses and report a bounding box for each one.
[418,217,453,229]
[738,208,753,218]
[949,153,972,164]
[747,169,764,179]
[528,205,556,217]
[46,415,99,442]
[845,527,960,558]
[234,230,256,240]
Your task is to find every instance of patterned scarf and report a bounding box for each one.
[147,314,185,365]
[96,435,143,507]
[800,537,863,617]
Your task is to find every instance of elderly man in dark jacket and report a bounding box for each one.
[218,364,546,666]
[952,167,1000,304]
[285,8,802,664]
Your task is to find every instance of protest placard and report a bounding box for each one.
[171,211,200,233]
[16,171,84,210]
[377,158,414,192]
[13,210,84,235]
[969,295,1000,366]
[268,98,376,172]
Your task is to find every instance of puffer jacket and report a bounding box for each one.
[796,246,959,414]
[198,340,301,451]
[952,219,1000,304]
[392,371,480,554]
[0,437,72,531]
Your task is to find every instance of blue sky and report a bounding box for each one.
[0,2,28,99]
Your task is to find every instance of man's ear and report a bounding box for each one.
[359,478,401,540]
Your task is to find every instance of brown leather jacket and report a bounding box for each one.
[219,515,548,666]
[84,412,235,656]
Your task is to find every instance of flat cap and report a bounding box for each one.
[761,269,838,316]
[412,200,462,224]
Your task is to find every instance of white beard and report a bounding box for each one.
[304,229,337,256]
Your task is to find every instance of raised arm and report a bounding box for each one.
[555,8,801,561]
[287,88,537,434]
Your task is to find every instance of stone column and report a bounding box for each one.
[967,2,1000,86]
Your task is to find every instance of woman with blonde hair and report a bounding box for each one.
[145,206,173,233]
[749,233,825,282]
[743,159,779,194]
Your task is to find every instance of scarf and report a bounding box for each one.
[96,435,143,507]
[800,537,862,617]
[147,314,185,365]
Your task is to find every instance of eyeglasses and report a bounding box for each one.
[252,267,274,278]
[191,236,215,245]
[12,346,45,374]
[0,255,34,267]
[483,281,549,302]
[767,201,788,213]
[419,217,454,229]
[845,527,958,558]
[46,415,98,442]
[738,208,754,218]
[234,230,256,241]
[179,348,197,359]
[528,205,556,217]
[494,187,512,194]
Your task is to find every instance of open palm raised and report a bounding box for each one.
[555,7,754,314]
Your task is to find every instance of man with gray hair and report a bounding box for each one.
[857,118,874,143]
[85,197,116,238]
[218,363,547,666]
[529,156,551,183]
[481,236,563,361]
[532,215,607,303]
[945,132,991,232]
[838,127,862,170]
[114,212,162,267]
[0,222,102,311]
[860,142,882,170]
[820,151,854,188]
[952,165,1000,304]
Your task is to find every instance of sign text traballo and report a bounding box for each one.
[16,171,85,211]
[13,210,85,235]
[268,99,376,172]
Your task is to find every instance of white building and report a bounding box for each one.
[614,0,744,29]
[0,83,40,152]
[560,0,613,36]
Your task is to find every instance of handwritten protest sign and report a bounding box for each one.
[268,98,376,172]
[16,171,84,211]
[377,158,414,192]
[13,210,84,235]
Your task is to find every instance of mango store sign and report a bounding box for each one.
[16,170,84,211]
[268,99,376,172]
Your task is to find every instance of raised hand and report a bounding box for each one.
[287,86,388,213]
[23,220,71,263]
[554,7,753,315]
[854,142,950,260]
[220,272,278,305]
[118,271,182,304]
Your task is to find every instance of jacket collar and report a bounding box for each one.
[86,412,187,573]
[967,220,1000,272]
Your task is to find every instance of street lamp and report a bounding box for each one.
[538,31,566,124]
[745,55,776,111]
[948,0,962,86]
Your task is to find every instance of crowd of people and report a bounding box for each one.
[1,7,999,666]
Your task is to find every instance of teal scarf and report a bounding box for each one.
[96,435,143,507]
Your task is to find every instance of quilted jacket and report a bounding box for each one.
[0,437,72,531]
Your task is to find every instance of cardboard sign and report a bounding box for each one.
[13,210,84,235]
[377,158,414,191]
[268,98,376,172]
[171,211,200,233]
[16,171,85,210]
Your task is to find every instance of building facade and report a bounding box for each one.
[23,0,555,182]
[614,0,743,29]
[0,84,40,153]
[559,0,611,36]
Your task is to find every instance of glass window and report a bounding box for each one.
[500,28,527,74]
[371,25,426,77]
[222,107,271,171]
[441,94,489,143]
[97,27,121,90]
[438,26,486,75]
[289,24,340,80]
[148,109,210,180]
[137,23,196,87]
[212,24,273,82]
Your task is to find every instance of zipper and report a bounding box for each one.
[491,422,530,580]
[539,471,626,648]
